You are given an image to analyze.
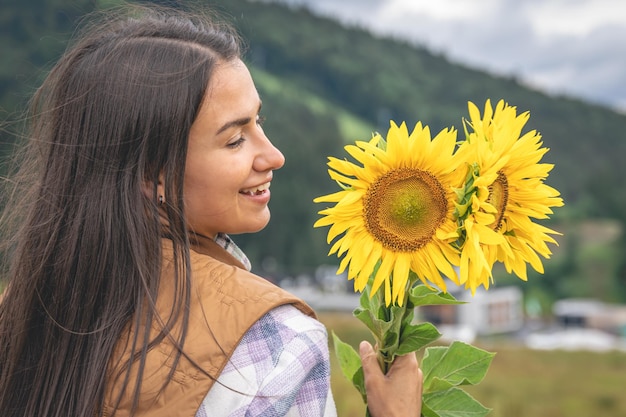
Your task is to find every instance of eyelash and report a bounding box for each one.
[227,115,266,149]
[227,137,245,149]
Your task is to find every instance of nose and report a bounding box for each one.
[255,133,285,172]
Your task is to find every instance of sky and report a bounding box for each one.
[269,0,626,113]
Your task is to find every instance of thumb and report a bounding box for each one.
[359,341,382,377]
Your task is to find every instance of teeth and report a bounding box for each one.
[241,182,270,195]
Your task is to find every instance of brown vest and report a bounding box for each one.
[102,237,315,417]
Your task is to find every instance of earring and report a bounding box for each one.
[158,195,164,205]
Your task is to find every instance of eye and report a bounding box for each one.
[227,137,245,149]
[256,115,266,127]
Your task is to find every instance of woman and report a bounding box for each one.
[0,7,422,417]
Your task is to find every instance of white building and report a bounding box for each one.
[419,286,524,336]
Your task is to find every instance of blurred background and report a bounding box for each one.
[1,0,625,416]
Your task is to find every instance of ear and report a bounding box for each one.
[142,172,166,204]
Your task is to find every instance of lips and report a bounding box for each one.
[240,182,271,196]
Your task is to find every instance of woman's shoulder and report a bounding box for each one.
[198,304,332,416]
[257,304,327,339]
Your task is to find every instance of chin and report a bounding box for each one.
[232,218,271,235]
[247,222,270,234]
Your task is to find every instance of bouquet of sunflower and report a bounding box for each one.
[314,100,563,417]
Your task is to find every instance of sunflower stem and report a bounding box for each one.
[375,288,390,374]
[375,282,413,375]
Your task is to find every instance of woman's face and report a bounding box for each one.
[183,59,285,238]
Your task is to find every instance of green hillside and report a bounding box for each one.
[213,0,626,214]
[1,0,625,302]
[214,0,626,301]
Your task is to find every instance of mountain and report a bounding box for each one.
[212,0,626,212]
[209,0,626,300]
[1,0,625,300]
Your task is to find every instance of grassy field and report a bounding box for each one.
[320,312,626,417]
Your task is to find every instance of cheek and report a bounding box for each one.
[184,174,216,208]
[183,159,213,208]
[182,174,224,235]
[183,163,235,211]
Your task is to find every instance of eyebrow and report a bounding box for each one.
[216,102,263,135]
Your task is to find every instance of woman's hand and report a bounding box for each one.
[359,340,423,417]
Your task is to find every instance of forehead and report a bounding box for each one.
[189,59,259,139]
[200,59,259,119]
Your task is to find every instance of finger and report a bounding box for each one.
[386,352,419,377]
[359,341,382,376]
[391,352,418,367]
[359,340,375,360]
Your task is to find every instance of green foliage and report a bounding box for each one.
[2,0,626,300]
[422,386,491,417]
[334,284,494,417]
[208,0,626,301]
[326,313,626,417]
[422,343,494,390]
[0,0,94,111]
[332,332,366,403]
[213,0,626,213]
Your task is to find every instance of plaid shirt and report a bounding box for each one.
[196,305,336,417]
[213,233,252,271]
[195,235,336,416]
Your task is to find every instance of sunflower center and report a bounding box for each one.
[488,170,509,231]
[363,168,448,252]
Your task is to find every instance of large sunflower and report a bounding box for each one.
[456,99,564,293]
[314,121,464,306]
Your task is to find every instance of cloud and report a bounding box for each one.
[267,0,626,112]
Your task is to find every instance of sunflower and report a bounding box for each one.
[455,99,564,293]
[314,121,464,306]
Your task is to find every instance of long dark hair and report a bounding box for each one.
[0,6,240,416]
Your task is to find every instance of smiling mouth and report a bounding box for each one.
[240,182,271,196]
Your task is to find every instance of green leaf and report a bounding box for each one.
[353,306,376,334]
[422,342,495,392]
[409,285,466,307]
[421,346,448,390]
[422,387,491,417]
[453,186,467,202]
[352,365,366,403]
[382,329,400,351]
[454,201,470,218]
[426,376,456,392]
[331,332,366,401]
[331,332,361,381]
[354,306,393,343]
[396,322,441,355]
[354,289,408,364]
[401,307,416,326]
[422,346,448,367]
